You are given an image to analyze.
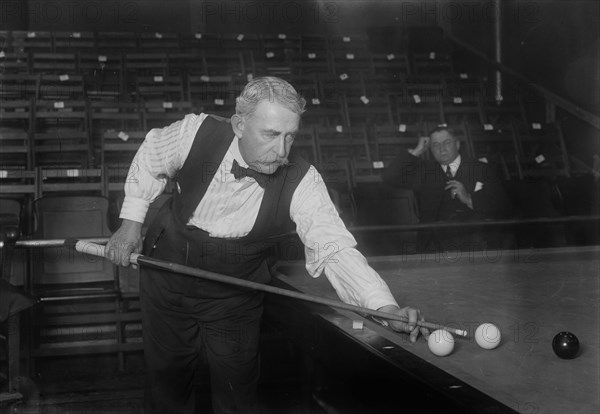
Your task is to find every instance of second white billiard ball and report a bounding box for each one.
[475,323,501,350]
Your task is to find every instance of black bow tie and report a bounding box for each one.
[231,159,270,187]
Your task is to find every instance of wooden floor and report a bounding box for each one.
[1,324,326,414]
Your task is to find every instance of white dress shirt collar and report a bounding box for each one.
[444,154,462,176]
[230,136,248,168]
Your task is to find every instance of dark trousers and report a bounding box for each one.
[141,266,263,414]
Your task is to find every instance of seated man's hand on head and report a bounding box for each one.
[379,304,430,343]
[105,219,143,267]
[410,136,430,157]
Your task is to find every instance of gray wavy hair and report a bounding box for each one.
[235,76,306,120]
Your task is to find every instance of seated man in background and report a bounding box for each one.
[383,125,513,252]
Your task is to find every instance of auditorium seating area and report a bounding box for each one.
[2,29,594,219]
[1,27,598,383]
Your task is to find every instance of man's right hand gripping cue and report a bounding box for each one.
[106,219,143,267]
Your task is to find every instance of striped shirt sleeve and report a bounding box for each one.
[120,113,207,223]
[290,167,399,310]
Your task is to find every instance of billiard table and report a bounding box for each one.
[267,246,600,414]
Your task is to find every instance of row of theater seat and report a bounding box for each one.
[0,108,572,197]
[0,29,446,56]
[0,29,575,202]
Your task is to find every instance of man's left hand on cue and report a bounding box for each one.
[378,304,430,342]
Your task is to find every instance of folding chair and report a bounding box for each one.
[441,73,485,126]
[0,30,11,52]
[134,74,185,102]
[179,32,221,53]
[0,74,39,100]
[10,31,52,53]
[411,51,454,75]
[301,92,347,129]
[261,33,302,58]
[247,49,293,77]
[95,32,138,53]
[372,122,427,165]
[37,74,85,101]
[342,92,395,127]
[142,100,195,130]
[193,97,235,119]
[480,80,528,127]
[101,131,146,193]
[294,34,331,75]
[317,72,365,110]
[187,74,236,106]
[90,100,145,193]
[0,52,29,73]
[79,53,124,100]
[29,195,139,372]
[32,100,92,168]
[202,49,246,77]
[167,52,203,77]
[37,167,107,196]
[124,53,169,76]
[393,80,445,126]
[52,31,95,53]
[371,52,410,77]
[220,33,261,52]
[348,159,420,225]
[89,100,144,137]
[408,26,454,74]
[465,122,519,180]
[0,99,32,169]
[138,32,180,52]
[514,121,570,179]
[361,73,406,100]
[330,50,374,77]
[1,202,37,404]
[30,53,77,74]
[329,35,370,53]
[124,53,169,96]
[315,125,372,167]
[0,170,37,200]
[256,33,301,76]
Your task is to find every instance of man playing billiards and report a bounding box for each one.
[105,76,429,414]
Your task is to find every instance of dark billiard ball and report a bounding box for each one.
[552,331,580,359]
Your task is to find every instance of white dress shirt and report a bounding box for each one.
[120,113,399,311]
[444,155,461,177]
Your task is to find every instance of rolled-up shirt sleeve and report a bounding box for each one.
[120,113,207,223]
[290,167,399,310]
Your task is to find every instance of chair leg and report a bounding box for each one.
[7,314,20,394]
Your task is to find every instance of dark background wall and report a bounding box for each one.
[1,0,598,155]
[3,0,597,108]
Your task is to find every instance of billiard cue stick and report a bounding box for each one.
[11,237,110,248]
[74,240,468,337]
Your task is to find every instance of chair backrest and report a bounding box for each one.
[353,184,419,226]
[32,196,114,286]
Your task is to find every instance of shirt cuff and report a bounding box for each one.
[119,196,150,224]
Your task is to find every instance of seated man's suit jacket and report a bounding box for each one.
[383,151,512,223]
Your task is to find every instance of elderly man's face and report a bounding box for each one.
[233,100,300,174]
[430,130,460,165]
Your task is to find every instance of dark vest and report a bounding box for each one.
[143,115,310,299]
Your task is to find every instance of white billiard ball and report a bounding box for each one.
[475,323,501,350]
[428,329,455,357]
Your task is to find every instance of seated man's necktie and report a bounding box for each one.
[445,165,453,179]
[231,159,269,187]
